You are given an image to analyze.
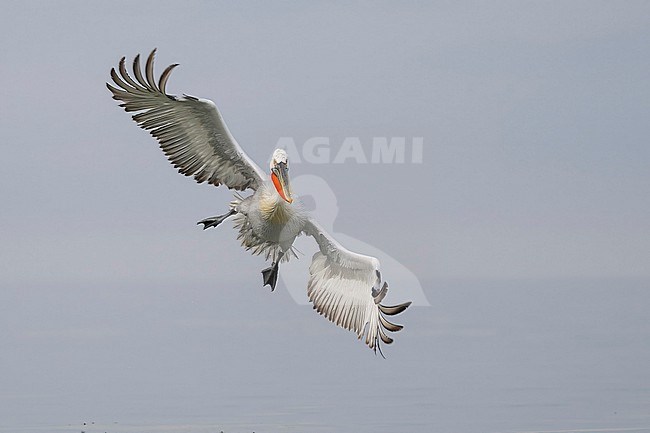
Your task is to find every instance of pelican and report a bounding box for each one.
[107,50,411,353]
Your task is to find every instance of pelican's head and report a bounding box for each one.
[270,148,293,203]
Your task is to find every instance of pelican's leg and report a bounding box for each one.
[261,251,284,292]
[197,209,236,230]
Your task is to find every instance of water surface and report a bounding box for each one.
[2,278,649,432]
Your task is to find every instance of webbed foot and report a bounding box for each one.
[197,209,236,230]
[261,262,279,291]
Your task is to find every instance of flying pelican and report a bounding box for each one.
[107,50,411,353]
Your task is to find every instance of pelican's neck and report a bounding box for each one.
[259,182,292,223]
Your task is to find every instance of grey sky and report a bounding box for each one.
[1,2,650,432]
[1,2,649,286]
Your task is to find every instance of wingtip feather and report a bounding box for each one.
[379,314,404,333]
[145,49,159,92]
[159,63,179,95]
[379,301,411,316]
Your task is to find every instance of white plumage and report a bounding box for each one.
[107,49,411,353]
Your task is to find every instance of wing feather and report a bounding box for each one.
[303,218,411,353]
[145,50,159,91]
[107,49,265,191]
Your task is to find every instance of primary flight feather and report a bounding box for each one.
[107,49,411,354]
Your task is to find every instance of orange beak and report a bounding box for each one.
[271,162,293,203]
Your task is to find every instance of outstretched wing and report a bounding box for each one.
[303,218,411,354]
[107,49,266,191]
